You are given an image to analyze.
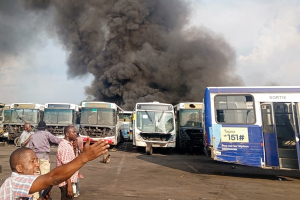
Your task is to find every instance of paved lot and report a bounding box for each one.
[1,142,300,200]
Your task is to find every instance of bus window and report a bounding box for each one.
[215,95,255,124]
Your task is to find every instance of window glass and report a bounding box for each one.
[215,95,255,124]
[80,107,115,125]
[179,109,203,127]
[136,111,174,132]
[4,110,11,123]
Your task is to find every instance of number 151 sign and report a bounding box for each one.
[221,127,249,143]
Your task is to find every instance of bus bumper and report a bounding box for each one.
[82,136,115,145]
[135,140,175,148]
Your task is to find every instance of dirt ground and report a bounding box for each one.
[1,142,300,200]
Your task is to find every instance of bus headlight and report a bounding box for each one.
[169,135,175,142]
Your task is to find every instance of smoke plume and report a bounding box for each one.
[26,0,243,110]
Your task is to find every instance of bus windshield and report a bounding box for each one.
[179,109,202,127]
[10,109,39,123]
[44,109,74,124]
[136,111,174,133]
[4,110,11,123]
[80,107,115,125]
[119,113,132,122]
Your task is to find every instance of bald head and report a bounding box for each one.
[24,123,32,132]
[64,125,75,135]
[9,147,32,172]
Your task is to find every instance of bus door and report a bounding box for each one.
[262,102,299,169]
[293,103,300,169]
[261,103,279,167]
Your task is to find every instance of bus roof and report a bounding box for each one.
[81,101,121,110]
[11,103,44,110]
[45,103,78,110]
[122,111,133,114]
[206,86,300,94]
[174,102,203,110]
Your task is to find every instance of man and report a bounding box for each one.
[28,120,61,175]
[20,123,34,147]
[0,138,109,200]
[57,125,83,199]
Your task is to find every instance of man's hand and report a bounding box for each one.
[37,191,51,200]
[81,137,110,162]
[67,183,74,198]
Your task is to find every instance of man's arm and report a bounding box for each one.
[21,135,32,147]
[29,138,109,194]
[47,132,61,144]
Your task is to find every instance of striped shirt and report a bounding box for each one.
[57,139,83,187]
[0,172,38,200]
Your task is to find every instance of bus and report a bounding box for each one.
[44,103,79,138]
[204,86,300,170]
[79,101,123,145]
[3,103,44,146]
[1,105,11,139]
[132,102,176,155]
[118,111,133,141]
[174,102,204,154]
[0,103,5,138]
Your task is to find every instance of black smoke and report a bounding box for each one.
[25,0,243,109]
[0,1,51,66]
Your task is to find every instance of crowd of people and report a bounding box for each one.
[0,121,108,200]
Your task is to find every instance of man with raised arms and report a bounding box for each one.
[0,138,109,200]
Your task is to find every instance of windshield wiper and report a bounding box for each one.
[145,110,153,123]
[158,111,164,122]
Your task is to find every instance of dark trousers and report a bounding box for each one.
[59,185,73,200]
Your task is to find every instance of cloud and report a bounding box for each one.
[190,0,300,86]
[238,4,300,85]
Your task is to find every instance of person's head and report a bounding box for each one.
[37,120,47,131]
[9,147,40,175]
[24,123,32,132]
[64,125,77,142]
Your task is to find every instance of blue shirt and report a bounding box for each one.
[28,130,61,159]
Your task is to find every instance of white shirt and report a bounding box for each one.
[19,130,34,147]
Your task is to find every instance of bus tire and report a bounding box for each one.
[146,145,153,155]
[14,137,20,147]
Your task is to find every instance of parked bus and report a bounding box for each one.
[0,103,5,138]
[1,105,11,139]
[79,101,123,145]
[204,86,300,170]
[44,103,79,138]
[174,102,204,154]
[3,103,44,146]
[118,111,133,141]
[132,102,176,155]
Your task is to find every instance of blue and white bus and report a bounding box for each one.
[118,111,133,141]
[204,86,300,170]
[132,102,176,155]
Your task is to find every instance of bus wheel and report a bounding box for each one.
[14,137,20,147]
[146,145,153,155]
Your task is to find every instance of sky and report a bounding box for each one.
[1,0,300,105]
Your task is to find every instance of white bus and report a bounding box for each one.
[0,103,5,137]
[204,86,300,170]
[79,101,123,145]
[44,103,79,138]
[3,103,44,146]
[174,102,204,154]
[132,102,176,155]
[118,111,133,141]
